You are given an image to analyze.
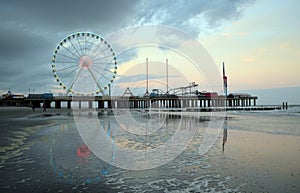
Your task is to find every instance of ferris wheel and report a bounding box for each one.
[51,32,117,95]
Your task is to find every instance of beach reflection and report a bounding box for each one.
[222,117,228,153]
[49,112,227,188]
[49,121,113,185]
[0,109,236,192]
[74,110,208,170]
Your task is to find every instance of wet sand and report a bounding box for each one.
[0,107,115,192]
[0,107,72,145]
[0,107,299,192]
[0,107,72,119]
[212,129,300,192]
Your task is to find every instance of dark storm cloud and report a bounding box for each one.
[0,26,53,84]
[0,0,139,33]
[0,27,51,59]
[0,0,255,94]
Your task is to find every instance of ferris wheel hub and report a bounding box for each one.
[79,55,93,70]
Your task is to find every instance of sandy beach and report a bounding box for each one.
[0,107,299,192]
[212,128,300,192]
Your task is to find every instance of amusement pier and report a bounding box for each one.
[0,61,283,111]
[0,94,261,110]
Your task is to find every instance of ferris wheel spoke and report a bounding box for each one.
[87,68,104,91]
[55,61,78,64]
[92,50,112,61]
[68,39,82,59]
[91,65,114,74]
[88,43,101,57]
[90,66,113,79]
[60,66,79,80]
[56,64,78,72]
[92,54,114,62]
[83,35,87,55]
[83,35,93,55]
[76,36,84,56]
[86,37,94,44]
[68,68,83,90]
[88,43,103,58]
[84,36,94,55]
[92,65,115,74]
[90,65,102,74]
[102,74,112,83]
[61,44,81,60]
[92,66,111,88]
[96,69,113,83]
[56,52,79,62]
[91,46,111,60]
[93,62,116,65]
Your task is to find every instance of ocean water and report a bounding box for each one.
[0,106,299,192]
[227,105,300,136]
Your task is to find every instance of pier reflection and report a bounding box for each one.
[97,112,198,151]
[50,111,222,184]
[222,117,228,153]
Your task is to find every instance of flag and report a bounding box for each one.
[223,62,228,96]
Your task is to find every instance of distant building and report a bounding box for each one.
[2,90,25,99]
[27,93,54,99]
[227,93,251,98]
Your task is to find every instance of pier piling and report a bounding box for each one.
[282,102,288,110]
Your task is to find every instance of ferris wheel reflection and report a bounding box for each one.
[50,112,216,184]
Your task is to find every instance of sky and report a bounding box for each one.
[0,0,299,104]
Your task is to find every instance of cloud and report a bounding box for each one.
[0,26,54,92]
[0,0,255,94]
[241,57,256,63]
[133,0,255,36]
